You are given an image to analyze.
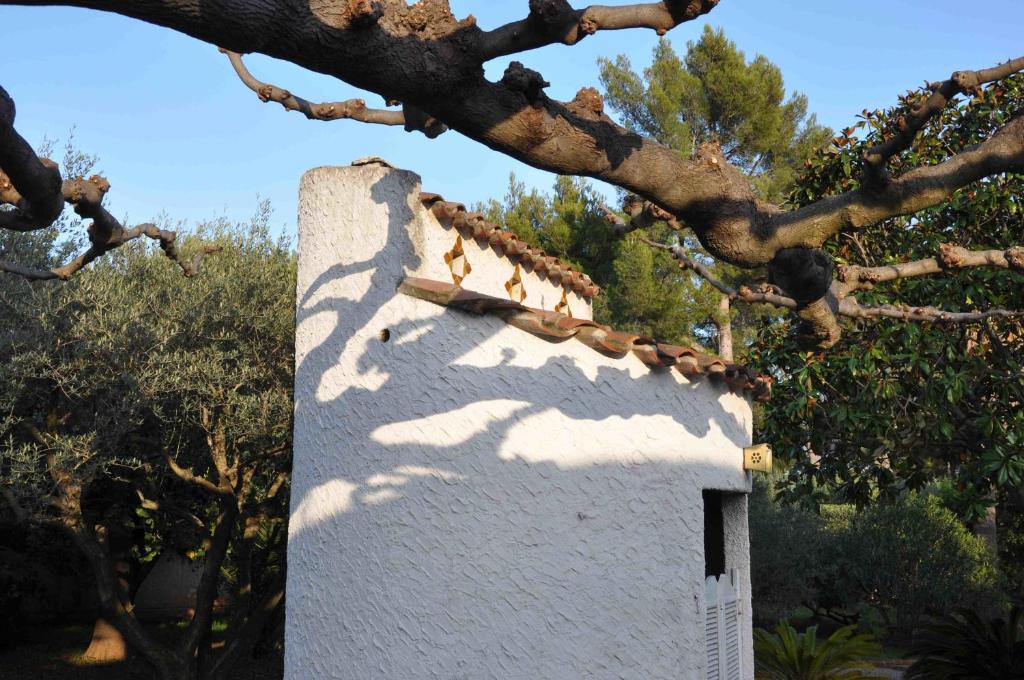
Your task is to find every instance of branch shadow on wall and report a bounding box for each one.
[285,171,752,677]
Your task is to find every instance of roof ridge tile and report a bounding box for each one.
[399,276,771,401]
[420,192,601,298]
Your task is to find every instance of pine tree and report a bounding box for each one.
[487,27,830,360]
[599,26,831,204]
[598,26,831,358]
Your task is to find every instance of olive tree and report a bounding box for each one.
[0,209,295,680]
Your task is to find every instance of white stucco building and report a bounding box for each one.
[285,161,770,680]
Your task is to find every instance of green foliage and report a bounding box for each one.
[998,505,1024,602]
[604,231,701,342]
[599,26,831,204]
[748,478,825,625]
[754,74,1024,513]
[480,174,618,284]
[2,204,294,511]
[906,607,1024,680]
[753,620,880,680]
[750,486,999,639]
[591,26,829,355]
[0,203,295,657]
[831,494,999,638]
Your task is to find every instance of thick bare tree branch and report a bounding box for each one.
[5,2,1017,269]
[164,453,233,498]
[222,49,403,124]
[862,56,1024,188]
[479,0,719,60]
[764,112,1024,257]
[0,86,64,232]
[180,506,237,660]
[836,243,1024,293]
[0,1,750,260]
[0,216,221,281]
[134,488,207,531]
[2,1,1024,349]
[221,49,451,136]
[835,298,1024,324]
[1,85,220,281]
[642,236,1024,344]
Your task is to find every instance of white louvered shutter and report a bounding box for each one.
[704,570,743,680]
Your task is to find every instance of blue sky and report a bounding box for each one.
[2,1,1021,235]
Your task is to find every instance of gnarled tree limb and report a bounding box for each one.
[164,453,232,498]
[642,236,1024,346]
[0,217,221,282]
[764,112,1024,261]
[836,243,1024,294]
[862,55,1024,188]
[480,0,719,61]
[179,505,237,659]
[836,298,1024,324]
[0,86,64,232]
[4,1,1024,350]
[6,2,1019,274]
[1,86,219,281]
[221,49,449,135]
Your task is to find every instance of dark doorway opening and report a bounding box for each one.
[703,490,725,578]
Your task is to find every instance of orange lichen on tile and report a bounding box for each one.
[504,263,526,302]
[554,288,573,318]
[443,234,472,285]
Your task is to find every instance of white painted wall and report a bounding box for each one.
[723,492,756,676]
[286,163,755,680]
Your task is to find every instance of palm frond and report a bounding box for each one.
[755,620,881,680]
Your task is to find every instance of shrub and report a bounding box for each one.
[830,493,1000,639]
[997,505,1024,602]
[749,479,825,625]
[750,486,1000,639]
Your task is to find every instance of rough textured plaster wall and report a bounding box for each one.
[723,491,755,675]
[286,164,754,680]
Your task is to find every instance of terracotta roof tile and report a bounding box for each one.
[400,277,772,401]
[420,192,601,298]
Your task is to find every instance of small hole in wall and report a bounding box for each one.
[378,329,391,343]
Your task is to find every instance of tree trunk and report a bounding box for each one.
[82,617,128,662]
[82,524,135,662]
[715,294,734,362]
